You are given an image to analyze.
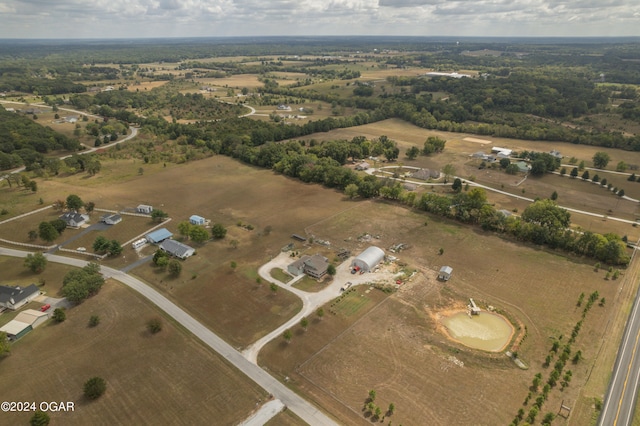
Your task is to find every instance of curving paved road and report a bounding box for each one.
[0,247,336,426]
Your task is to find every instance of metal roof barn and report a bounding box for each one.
[145,228,173,244]
[351,246,385,272]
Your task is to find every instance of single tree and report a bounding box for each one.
[229,239,239,249]
[93,235,110,253]
[230,260,237,270]
[28,230,38,241]
[89,315,100,327]
[316,307,325,320]
[30,410,50,426]
[405,146,420,160]
[344,183,359,199]
[211,223,227,239]
[442,164,456,183]
[550,191,558,201]
[38,221,59,242]
[151,209,168,223]
[618,189,626,197]
[592,174,600,183]
[581,170,590,180]
[177,221,192,238]
[189,225,210,243]
[388,403,395,415]
[369,389,377,402]
[570,167,579,178]
[327,264,337,276]
[452,178,462,193]
[0,331,10,357]
[147,317,163,334]
[300,317,309,331]
[270,283,278,293]
[107,240,123,256]
[66,194,84,211]
[592,151,611,169]
[83,377,107,400]
[617,161,628,172]
[629,173,637,182]
[29,181,38,192]
[52,308,66,323]
[24,252,47,273]
[283,329,292,343]
[168,259,182,276]
[85,201,95,214]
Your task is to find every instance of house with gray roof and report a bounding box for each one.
[288,254,329,279]
[159,239,195,259]
[59,211,89,228]
[101,213,122,225]
[0,284,40,311]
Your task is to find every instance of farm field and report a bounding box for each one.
[0,281,268,425]
[260,200,629,425]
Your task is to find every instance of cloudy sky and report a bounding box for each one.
[0,0,638,39]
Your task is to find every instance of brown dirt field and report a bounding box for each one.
[261,200,623,425]
[0,282,267,425]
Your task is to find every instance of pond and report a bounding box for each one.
[441,311,514,352]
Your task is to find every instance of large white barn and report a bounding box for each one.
[351,246,385,273]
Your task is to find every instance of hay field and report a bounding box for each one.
[260,200,625,425]
[0,282,267,425]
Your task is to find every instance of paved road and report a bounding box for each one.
[599,251,640,426]
[0,247,336,426]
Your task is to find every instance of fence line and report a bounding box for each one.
[0,205,53,225]
[0,238,55,251]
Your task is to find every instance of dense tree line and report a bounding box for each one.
[0,107,81,170]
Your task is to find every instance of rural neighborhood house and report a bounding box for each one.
[0,284,40,311]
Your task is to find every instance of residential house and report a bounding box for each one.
[159,239,195,259]
[0,284,40,311]
[145,228,173,244]
[288,254,329,279]
[59,211,89,228]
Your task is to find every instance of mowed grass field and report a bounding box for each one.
[0,282,268,425]
[260,200,628,425]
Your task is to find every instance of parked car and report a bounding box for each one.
[40,304,51,312]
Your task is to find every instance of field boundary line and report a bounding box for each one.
[0,204,53,225]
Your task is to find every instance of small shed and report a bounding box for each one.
[145,228,173,244]
[101,213,122,225]
[137,204,153,214]
[438,266,453,281]
[189,215,206,225]
[0,320,32,340]
[15,309,49,329]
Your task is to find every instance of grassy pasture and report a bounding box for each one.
[286,118,640,240]
[0,282,267,425]
[261,199,628,425]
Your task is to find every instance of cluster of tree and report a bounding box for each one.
[152,250,182,276]
[3,172,38,192]
[60,263,105,304]
[419,194,629,264]
[0,107,80,170]
[0,75,86,94]
[35,218,67,243]
[177,221,210,243]
[92,236,123,256]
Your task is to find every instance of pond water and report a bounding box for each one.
[441,311,514,352]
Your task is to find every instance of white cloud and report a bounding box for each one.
[0,0,638,37]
